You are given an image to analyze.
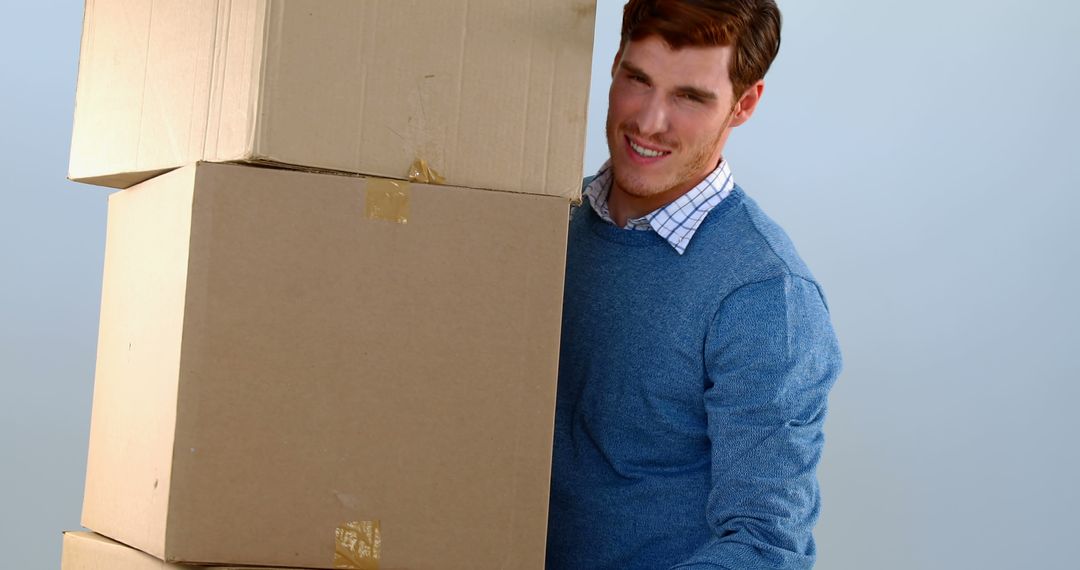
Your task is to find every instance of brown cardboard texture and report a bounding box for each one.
[82,163,568,569]
[61,531,291,570]
[69,0,596,200]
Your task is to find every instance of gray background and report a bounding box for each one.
[2,1,1077,568]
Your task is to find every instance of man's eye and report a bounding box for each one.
[629,74,648,84]
[679,93,703,103]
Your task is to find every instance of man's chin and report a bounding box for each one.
[612,171,668,199]
[609,143,660,186]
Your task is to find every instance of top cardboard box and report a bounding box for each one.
[69,0,596,200]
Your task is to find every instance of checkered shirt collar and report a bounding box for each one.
[582,160,735,255]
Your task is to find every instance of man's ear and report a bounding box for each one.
[730,80,765,128]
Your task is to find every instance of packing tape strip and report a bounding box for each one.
[365,180,410,224]
[407,158,446,185]
[334,520,381,569]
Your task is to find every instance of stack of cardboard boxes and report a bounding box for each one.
[60,2,596,569]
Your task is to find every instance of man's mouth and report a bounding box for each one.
[627,137,671,159]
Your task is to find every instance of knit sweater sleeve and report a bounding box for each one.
[672,274,842,570]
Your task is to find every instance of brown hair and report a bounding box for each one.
[620,0,782,99]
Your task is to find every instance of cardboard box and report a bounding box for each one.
[69,0,596,200]
[82,162,568,569]
[62,531,293,570]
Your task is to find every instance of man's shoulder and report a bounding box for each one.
[698,186,818,284]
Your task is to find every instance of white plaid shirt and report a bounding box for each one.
[582,160,735,255]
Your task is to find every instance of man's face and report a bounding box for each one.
[606,36,745,204]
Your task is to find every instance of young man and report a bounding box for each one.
[546,1,842,569]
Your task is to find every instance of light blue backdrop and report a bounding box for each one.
[2,1,1077,568]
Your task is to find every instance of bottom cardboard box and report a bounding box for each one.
[61,531,296,569]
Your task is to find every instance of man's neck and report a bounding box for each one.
[607,176,700,228]
[606,156,727,227]
[607,190,661,228]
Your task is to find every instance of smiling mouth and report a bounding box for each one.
[627,137,671,159]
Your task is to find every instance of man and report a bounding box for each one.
[545,1,842,569]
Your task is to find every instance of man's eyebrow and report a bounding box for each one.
[619,60,717,101]
[676,85,718,102]
[619,61,651,80]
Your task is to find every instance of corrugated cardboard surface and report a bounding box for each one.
[69,0,596,200]
[82,163,568,569]
[61,531,290,570]
[82,166,197,558]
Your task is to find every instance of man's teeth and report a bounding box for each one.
[629,140,668,158]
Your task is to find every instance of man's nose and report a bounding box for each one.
[634,93,668,136]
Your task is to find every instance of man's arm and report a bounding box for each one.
[672,274,842,570]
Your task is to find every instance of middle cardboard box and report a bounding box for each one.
[83,162,569,569]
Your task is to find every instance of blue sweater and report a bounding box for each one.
[546,186,842,570]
